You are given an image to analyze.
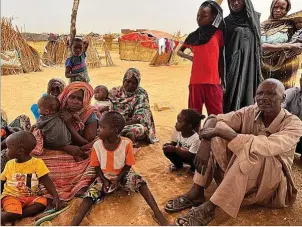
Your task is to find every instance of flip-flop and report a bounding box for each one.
[35,204,70,226]
[165,196,199,213]
[175,205,215,226]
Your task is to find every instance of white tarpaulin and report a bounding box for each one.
[1,50,22,69]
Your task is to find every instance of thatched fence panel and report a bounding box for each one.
[1,18,41,75]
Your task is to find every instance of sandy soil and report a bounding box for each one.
[1,52,302,226]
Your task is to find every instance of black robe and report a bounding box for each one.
[223,0,262,113]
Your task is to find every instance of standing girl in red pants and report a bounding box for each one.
[177,0,225,115]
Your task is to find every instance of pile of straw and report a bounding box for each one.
[1,17,41,75]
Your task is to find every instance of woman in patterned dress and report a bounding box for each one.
[109,68,158,145]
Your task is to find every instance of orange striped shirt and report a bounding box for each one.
[90,137,135,176]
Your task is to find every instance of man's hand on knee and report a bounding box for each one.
[194,140,211,175]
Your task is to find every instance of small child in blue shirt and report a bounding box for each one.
[65,38,90,83]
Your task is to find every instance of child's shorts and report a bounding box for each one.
[1,196,47,215]
[84,169,146,203]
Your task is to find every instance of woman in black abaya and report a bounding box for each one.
[223,0,262,113]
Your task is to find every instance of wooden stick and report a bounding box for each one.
[215,0,223,5]
[69,0,80,48]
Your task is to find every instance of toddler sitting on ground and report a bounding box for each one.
[1,131,63,225]
[163,109,205,173]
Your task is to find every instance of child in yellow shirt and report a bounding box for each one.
[1,131,63,225]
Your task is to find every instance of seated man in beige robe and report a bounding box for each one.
[164,79,302,225]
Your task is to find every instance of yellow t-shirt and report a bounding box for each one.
[1,157,49,198]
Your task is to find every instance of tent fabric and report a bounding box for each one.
[120,30,179,49]
[143,30,175,39]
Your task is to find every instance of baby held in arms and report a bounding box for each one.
[33,95,87,161]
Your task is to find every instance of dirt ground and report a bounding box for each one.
[1,52,302,226]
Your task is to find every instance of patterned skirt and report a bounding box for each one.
[84,169,146,203]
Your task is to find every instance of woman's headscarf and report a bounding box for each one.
[47,78,66,95]
[261,0,295,37]
[185,0,225,46]
[123,68,141,87]
[110,68,146,102]
[58,82,95,130]
[269,0,291,19]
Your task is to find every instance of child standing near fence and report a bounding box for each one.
[65,38,90,83]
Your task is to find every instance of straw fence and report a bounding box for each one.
[111,39,119,51]
[1,18,41,75]
[84,35,103,68]
[42,37,69,66]
[103,34,115,51]
[119,40,156,62]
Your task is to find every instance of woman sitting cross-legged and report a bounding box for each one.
[31,82,99,202]
[109,68,158,146]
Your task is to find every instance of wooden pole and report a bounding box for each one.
[70,0,80,48]
[215,0,223,5]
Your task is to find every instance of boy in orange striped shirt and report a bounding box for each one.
[71,111,168,226]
